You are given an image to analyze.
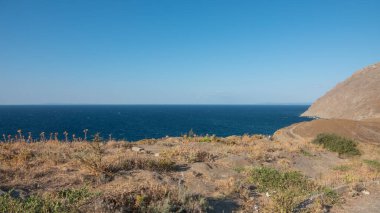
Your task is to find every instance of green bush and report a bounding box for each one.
[312,134,360,157]
[250,167,318,212]
[249,167,316,194]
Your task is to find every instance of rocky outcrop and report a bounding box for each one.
[302,62,380,120]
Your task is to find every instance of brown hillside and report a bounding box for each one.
[274,118,380,145]
[302,62,380,120]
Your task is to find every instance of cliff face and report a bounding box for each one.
[302,62,380,120]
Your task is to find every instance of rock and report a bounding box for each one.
[154,153,160,157]
[353,183,365,192]
[99,173,113,183]
[349,191,360,197]
[362,190,370,195]
[10,189,28,200]
[334,185,350,195]
[192,171,202,177]
[253,204,259,211]
[131,146,144,152]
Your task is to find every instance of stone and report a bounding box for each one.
[349,191,360,197]
[362,190,370,195]
[131,146,144,152]
[192,171,202,177]
[10,189,28,200]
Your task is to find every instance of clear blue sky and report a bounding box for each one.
[1,0,379,105]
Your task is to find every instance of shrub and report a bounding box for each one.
[101,184,209,212]
[250,167,318,213]
[249,167,316,194]
[270,188,302,213]
[312,134,360,157]
[104,157,176,173]
[161,147,216,163]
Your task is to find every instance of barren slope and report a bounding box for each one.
[274,118,380,144]
[302,62,380,120]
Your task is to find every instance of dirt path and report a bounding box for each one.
[287,123,305,141]
[332,184,380,213]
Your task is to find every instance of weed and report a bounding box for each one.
[300,149,313,157]
[363,159,380,172]
[57,186,93,206]
[0,187,94,213]
[233,166,245,173]
[322,187,339,206]
[199,136,212,143]
[333,165,352,172]
[250,167,318,213]
[75,142,105,176]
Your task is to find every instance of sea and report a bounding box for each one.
[0,105,312,141]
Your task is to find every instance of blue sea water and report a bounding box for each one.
[0,105,312,141]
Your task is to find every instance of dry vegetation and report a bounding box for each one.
[0,133,379,212]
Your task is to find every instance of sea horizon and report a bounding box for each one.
[0,105,312,141]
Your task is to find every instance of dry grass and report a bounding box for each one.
[160,144,218,163]
[317,160,380,187]
[1,133,379,212]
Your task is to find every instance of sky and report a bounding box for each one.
[0,0,379,105]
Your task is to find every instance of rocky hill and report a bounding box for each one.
[302,62,380,120]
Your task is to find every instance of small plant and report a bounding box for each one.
[58,186,93,206]
[333,165,351,172]
[75,141,106,177]
[312,134,360,157]
[300,149,313,157]
[322,187,339,206]
[233,166,245,173]
[363,159,380,172]
[199,136,212,143]
[17,130,23,142]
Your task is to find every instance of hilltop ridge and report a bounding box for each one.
[302,62,380,120]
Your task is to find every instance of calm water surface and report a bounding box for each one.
[0,105,312,141]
